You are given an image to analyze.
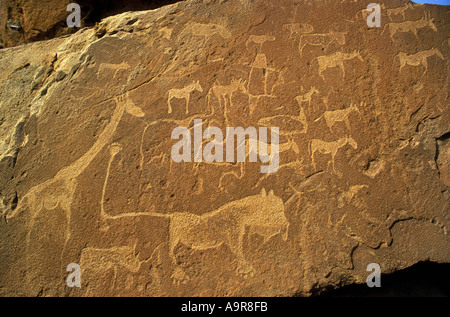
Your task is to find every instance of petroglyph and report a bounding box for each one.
[353,4,385,21]
[314,102,363,132]
[80,244,149,294]
[7,92,145,270]
[317,50,363,80]
[218,130,298,189]
[167,80,203,114]
[179,22,231,41]
[383,12,437,41]
[387,3,413,21]
[245,34,281,114]
[258,104,308,135]
[159,27,173,40]
[147,189,289,284]
[246,34,275,49]
[397,48,444,74]
[338,185,368,208]
[218,162,246,189]
[207,78,247,123]
[97,62,131,79]
[295,86,319,110]
[283,23,314,38]
[299,31,346,56]
[309,136,358,174]
[80,245,141,275]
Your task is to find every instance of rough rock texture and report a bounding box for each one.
[0,0,180,48]
[0,0,449,296]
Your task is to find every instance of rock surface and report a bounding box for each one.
[0,0,179,48]
[0,0,449,296]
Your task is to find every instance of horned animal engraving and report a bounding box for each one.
[383,12,437,40]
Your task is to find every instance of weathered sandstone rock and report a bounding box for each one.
[0,0,448,296]
[0,0,179,48]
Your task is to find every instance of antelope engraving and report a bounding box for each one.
[315,102,363,132]
[317,50,363,80]
[167,80,203,114]
[309,136,358,174]
[383,12,437,40]
[397,48,444,74]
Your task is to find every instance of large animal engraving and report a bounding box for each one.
[146,189,289,284]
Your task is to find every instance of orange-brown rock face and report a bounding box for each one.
[0,0,179,48]
[0,0,448,296]
[0,0,73,48]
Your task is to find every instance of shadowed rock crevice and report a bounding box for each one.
[435,132,450,186]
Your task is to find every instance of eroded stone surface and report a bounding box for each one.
[0,0,180,48]
[0,0,449,296]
